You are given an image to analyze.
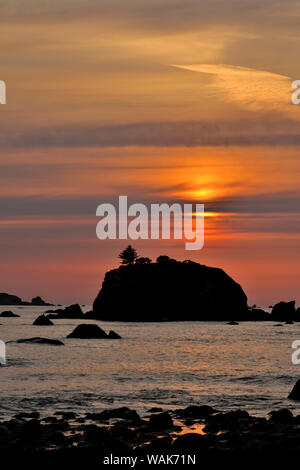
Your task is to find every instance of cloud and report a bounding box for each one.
[2,116,300,149]
[171,64,292,112]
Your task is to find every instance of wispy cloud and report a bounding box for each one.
[171,64,292,112]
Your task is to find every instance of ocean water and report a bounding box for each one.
[1,305,300,419]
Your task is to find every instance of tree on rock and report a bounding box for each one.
[118,245,138,265]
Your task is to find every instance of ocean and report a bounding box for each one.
[0,305,300,419]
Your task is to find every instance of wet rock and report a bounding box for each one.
[15,412,40,419]
[147,407,163,413]
[268,409,294,423]
[148,412,174,431]
[33,315,54,326]
[67,324,108,339]
[53,411,76,420]
[179,405,216,419]
[172,433,207,450]
[149,435,172,449]
[204,410,250,433]
[0,311,20,317]
[8,337,64,345]
[21,419,43,440]
[288,379,300,400]
[110,424,136,440]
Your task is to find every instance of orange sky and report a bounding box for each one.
[0,1,300,305]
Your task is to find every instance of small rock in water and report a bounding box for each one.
[0,311,20,317]
[67,324,121,339]
[8,337,64,346]
[33,315,54,326]
[226,321,239,325]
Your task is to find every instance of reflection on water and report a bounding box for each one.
[0,306,299,419]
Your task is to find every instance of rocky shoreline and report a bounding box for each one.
[1,404,300,466]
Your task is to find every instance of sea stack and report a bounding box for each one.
[93,259,248,321]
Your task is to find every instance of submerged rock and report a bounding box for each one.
[0,311,20,317]
[8,337,64,345]
[93,260,248,321]
[67,324,108,339]
[288,379,300,400]
[33,315,54,326]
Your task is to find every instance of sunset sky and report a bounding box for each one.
[0,0,300,305]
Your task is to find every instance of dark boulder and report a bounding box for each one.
[46,304,84,320]
[15,412,40,419]
[268,409,293,423]
[148,411,174,431]
[33,315,54,326]
[172,433,208,450]
[0,311,20,317]
[179,405,216,419]
[227,321,239,325]
[67,324,108,339]
[87,407,140,421]
[271,301,296,322]
[147,407,163,413]
[8,337,64,345]
[107,330,122,339]
[93,260,248,321]
[288,379,300,400]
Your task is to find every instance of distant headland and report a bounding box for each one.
[0,293,53,307]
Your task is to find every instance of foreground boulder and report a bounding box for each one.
[148,412,174,431]
[0,311,20,317]
[93,260,248,321]
[33,315,54,326]
[8,337,64,345]
[271,301,296,321]
[67,324,121,339]
[288,379,300,400]
[46,304,84,319]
